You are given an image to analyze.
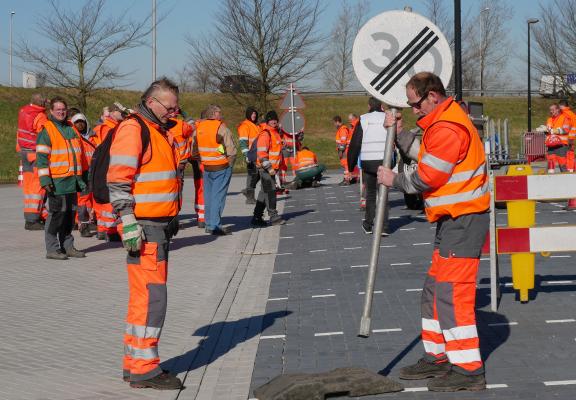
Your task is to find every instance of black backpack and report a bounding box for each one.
[89,115,150,204]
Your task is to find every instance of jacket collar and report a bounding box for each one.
[416,96,453,131]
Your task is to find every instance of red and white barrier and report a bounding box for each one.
[495,174,576,201]
[498,226,576,253]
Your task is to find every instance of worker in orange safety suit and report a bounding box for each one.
[545,103,572,173]
[17,93,48,230]
[107,78,183,390]
[287,146,326,189]
[378,72,490,392]
[559,99,576,171]
[278,126,303,191]
[92,104,125,241]
[334,115,352,185]
[238,106,261,204]
[167,114,194,213]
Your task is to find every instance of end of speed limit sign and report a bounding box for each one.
[352,10,453,108]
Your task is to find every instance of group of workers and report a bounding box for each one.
[543,99,576,173]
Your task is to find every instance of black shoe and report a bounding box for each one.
[362,221,373,234]
[65,247,86,258]
[251,217,268,227]
[96,232,106,240]
[311,181,321,188]
[79,224,95,237]
[269,215,286,226]
[206,227,230,236]
[197,221,206,229]
[427,370,486,392]
[381,226,390,237]
[129,372,182,390]
[46,251,68,260]
[106,232,122,242]
[399,358,451,380]
[25,221,45,231]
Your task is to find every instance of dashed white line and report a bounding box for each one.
[307,221,322,224]
[552,221,569,225]
[497,212,508,215]
[339,231,355,235]
[308,233,325,237]
[304,204,317,207]
[310,211,319,214]
[326,196,337,199]
[404,387,428,392]
[327,202,338,205]
[330,209,344,212]
[267,297,288,302]
[335,219,349,222]
[351,264,368,268]
[286,223,295,226]
[406,288,423,292]
[400,228,416,231]
[310,249,327,253]
[314,331,343,337]
[413,242,431,246]
[389,216,401,219]
[312,294,336,298]
[487,384,509,389]
[550,255,571,258]
[358,290,383,294]
[260,334,286,340]
[545,280,573,284]
[546,319,575,323]
[285,205,295,208]
[380,244,397,248]
[280,236,294,239]
[346,195,357,198]
[553,210,567,213]
[391,262,412,266]
[373,328,402,333]
[276,252,293,256]
[310,267,331,272]
[480,258,490,261]
[272,271,291,275]
[488,322,518,326]
[345,246,362,250]
[543,380,576,386]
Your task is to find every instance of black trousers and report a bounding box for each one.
[253,169,278,219]
[45,192,77,253]
[245,162,260,191]
[362,170,388,228]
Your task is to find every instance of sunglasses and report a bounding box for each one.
[408,92,429,109]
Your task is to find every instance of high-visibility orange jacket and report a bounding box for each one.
[561,107,576,140]
[335,125,350,147]
[295,149,318,170]
[107,115,180,219]
[72,126,98,165]
[196,119,228,167]
[416,97,489,222]
[350,118,359,135]
[547,114,572,145]
[17,104,47,151]
[36,120,86,180]
[256,124,283,170]
[168,118,193,164]
[237,119,261,156]
[281,129,302,153]
[93,117,120,146]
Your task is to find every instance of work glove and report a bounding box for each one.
[120,214,143,252]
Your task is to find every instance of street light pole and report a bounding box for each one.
[479,7,489,97]
[527,18,539,132]
[10,11,15,87]
[152,0,156,81]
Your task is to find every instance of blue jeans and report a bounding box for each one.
[203,167,232,231]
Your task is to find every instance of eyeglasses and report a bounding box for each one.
[407,92,429,109]
[152,97,179,115]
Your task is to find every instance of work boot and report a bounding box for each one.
[427,370,486,392]
[106,232,122,242]
[129,372,182,390]
[65,247,86,258]
[46,250,68,260]
[399,358,451,380]
[25,221,45,231]
[197,221,206,229]
[269,215,286,226]
[79,224,94,237]
[251,217,268,227]
[362,221,373,234]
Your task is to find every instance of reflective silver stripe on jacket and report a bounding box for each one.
[50,161,69,167]
[134,170,177,183]
[126,345,159,360]
[36,145,51,153]
[110,155,139,168]
[198,146,220,152]
[421,153,455,174]
[201,155,227,161]
[133,192,179,203]
[446,163,486,184]
[424,181,489,208]
[126,323,162,339]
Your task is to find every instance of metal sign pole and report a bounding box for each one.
[290,83,297,157]
[358,109,397,337]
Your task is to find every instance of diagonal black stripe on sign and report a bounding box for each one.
[369,26,430,87]
[379,35,439,96]
[374,30,437,91]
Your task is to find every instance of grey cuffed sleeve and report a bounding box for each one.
[395,128,420,161]
[109,182,135,216]
[392,168,431,194]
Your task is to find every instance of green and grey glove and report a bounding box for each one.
[120,214,143,252]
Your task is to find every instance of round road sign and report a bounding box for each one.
[280,110,305,133]
[352,10,452,108]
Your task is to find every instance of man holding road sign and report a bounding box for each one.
[378,72,489,392]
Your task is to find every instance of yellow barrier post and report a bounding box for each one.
[506,165,535,302]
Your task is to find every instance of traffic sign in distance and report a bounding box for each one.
[279,91,306,109]
[280,110,305,133]
[352,10,452,108]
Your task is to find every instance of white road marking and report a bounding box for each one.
[406,288,423,292]
[310,249,327,253]
[260,334,286,340]
[545,280,573,284]
[346,195,357,198]
[488,322,518,326]
[339,231,355,235]
[391,262,411,266]
[267,297,288,301]
[504,282,513,287]
[330,209,344,212]
[552,221,569,225]
[550,255,572,258]
[304,204,317,207]
[286,223,295,226]
[358,291,383,294]
[487,384,509,389]
[335,219,349,222]
[546,319,575,323]
[480,258,490,261]
[413,242,431,246]
[276,252,293,256]
[496,223,506,227]
[307,221,322,224]
[345,246,362,250]
[310,267,331,272]
[497,212,508,215]
[308,233,325,237]
[272,271,291,275]
[380,245,397,248]
[326,196,337,199]
[312,294,336,298]
[280,236,294,239]
[553,210,567,213]
[389,216,401,219]
[285,205,295,208]
[314,331,343,337]
[373,328,402,333]
[403,387,428,392]
[310,211,319,214]
[351,264,368,268]
[543,380,576,386]
[400,228,416,231]
[327,202,339,205]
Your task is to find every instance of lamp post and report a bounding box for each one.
[527,18,539,132]
[10,11,15,87]
[152,0,156,81]
[479,7,489,96]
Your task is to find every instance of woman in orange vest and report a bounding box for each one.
[378,72,489,392]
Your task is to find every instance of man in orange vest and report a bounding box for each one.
[545,103,572,172]
[17,93,48,230]
[334,115,352,185]
[107,78,183,390]
[93,104,125,241]
[559,99,576,171]
[36,97,88,260]
[378,72,489,392]
[251,111,286,227]
[288,146,326,189]
[238,106,260,204]
[192,104,237,235]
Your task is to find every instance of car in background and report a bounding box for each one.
[539,74,576,98]
[219,75,267,94]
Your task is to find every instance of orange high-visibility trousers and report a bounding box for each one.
[123,225,168,382]
[94,202,119,234]
[421,249,483,374]
[21,152,46,223]
[76,192,93,225]
[192,161,205,223]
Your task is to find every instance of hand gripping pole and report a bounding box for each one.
[358,108,397,338]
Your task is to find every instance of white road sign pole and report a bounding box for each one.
[290,83,297,157]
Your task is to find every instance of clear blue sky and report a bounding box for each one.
[0,0,544,90]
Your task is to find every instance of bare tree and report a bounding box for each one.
[187,0,324,112]
[532,0,576,97]
[16,0,151,111]
[321,0,368,91]
[424,0,454,45]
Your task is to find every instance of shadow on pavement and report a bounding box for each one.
[82,240,123,253]
[170,233,217,251]
[478,274,576,302]
[162,310,293,375]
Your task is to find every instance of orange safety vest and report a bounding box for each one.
[196,119,228,167]
[168,118,193,163]
[417,99,489,222]
[17,104,46,151]
[295,149,318,170]
[256,125,283,170]
[561,107,576,140]
[237,119,261,148]
[547,114,571,145]
[93,117,119,146]
[72,125,97,165]
[37,121,84,179]
[335,125,350,146]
